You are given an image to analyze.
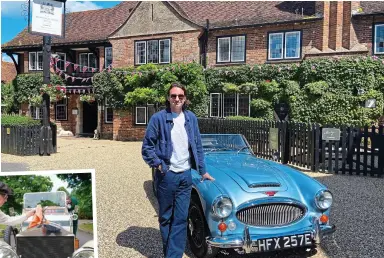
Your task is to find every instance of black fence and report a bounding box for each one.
[1,124,57,156]
[198,118,384,177]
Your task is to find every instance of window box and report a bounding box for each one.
[268,31,301,61]
[216,35,246,63]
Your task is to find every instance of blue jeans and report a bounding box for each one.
[156,169,192,258]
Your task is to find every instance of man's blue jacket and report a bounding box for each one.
[142,108,206,176]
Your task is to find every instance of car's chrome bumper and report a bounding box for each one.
[206,217,336,251]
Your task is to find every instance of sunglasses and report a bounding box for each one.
[170,94,185,100]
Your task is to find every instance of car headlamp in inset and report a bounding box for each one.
[315,190,333,210]
[212,196,233,218]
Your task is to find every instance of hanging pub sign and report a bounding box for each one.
[28,0,66,37]
[274,103,290,121]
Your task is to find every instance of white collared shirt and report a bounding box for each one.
[169,111,191,172]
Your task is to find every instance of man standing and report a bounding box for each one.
[66,195,79,236]
[142,82,214,258]
[0,182,35,226]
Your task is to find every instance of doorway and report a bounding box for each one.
[82,102,98,135]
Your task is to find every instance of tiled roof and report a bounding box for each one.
[174,1,318,29]
[358,2,384,15]
[5,1,381,49]
[1,61,17,83]
[2,1,137,49]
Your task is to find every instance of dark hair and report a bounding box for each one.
[165,82,190,110]
[0,182,13,196]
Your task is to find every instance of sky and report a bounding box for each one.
[1,0,122,62]
[49,174,72,193]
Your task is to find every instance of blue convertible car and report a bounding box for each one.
[152,134,335,257]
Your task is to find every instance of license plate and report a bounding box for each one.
[251,233,313,253]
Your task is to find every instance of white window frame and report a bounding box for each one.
[209,93,222,118]
[79,53,97,72]
[284,31,301,59]
[210,93,251,118]
[135,106,147,125]
[55,98,67,121]
[268,33,284,60]
[374,24,384,54]
[159,39,171,64]
[135,39,171,65]
[29,51,43,71]
[135,41,147,65]
[217,37,231,63]
[104,99,113,123]
[30,105,43,120]
[237,94,251,117]
[56,52,66,71]
[105,47,113,68]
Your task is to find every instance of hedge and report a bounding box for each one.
[1,115,41,126]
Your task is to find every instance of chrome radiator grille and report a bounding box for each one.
[236,203,305,226]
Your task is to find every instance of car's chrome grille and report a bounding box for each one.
[248,183,281,188]
[236,203,305,226]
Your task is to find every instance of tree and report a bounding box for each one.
[57,186,70,196]
[57,173,93,219]
[0,176,53,215]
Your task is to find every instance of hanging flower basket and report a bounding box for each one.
[80,94,96,104]
[39,84,67,103]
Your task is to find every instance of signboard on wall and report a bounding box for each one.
[322,128,341,141]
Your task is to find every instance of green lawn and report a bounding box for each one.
[78,223,93,234]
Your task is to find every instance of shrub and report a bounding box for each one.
[1,115,41,126]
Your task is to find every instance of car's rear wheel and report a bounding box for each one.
[187,196,219,258]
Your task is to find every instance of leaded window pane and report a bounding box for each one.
[238,94,250,116]
[231,36,245,62]
[136,107,146,124]
[136,42,146,64]
[29,52,36,70]
[37,52,43,70]
[218,38,230,62]
[79,54,88,71]
[147,40,159,63]
[57,53,66,71]
[89,53,97,72]
[375,25,384,54]
[105,47,113,67]
[269,33,283,59]
[210,94,221,117]
[159,40,170,63]
[285,32,300,58]
[223,94,237,117]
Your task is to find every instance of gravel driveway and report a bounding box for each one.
[1,137,382,258]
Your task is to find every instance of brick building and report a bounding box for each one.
[1,1,384,140]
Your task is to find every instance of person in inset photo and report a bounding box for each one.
[0,182,36,226]
[66,194,79,236]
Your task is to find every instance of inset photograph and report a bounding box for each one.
[0,170,96,258]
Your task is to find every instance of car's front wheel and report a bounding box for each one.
[3,226,17,247]
[187,196,219,258]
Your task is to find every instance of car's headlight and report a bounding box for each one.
[0,243,18,258]
[315,190,333,210]
[72,248,94,258]
[212,196,233,218]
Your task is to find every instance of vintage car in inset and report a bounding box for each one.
[1,191,94,258]
[152,134,335,257]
